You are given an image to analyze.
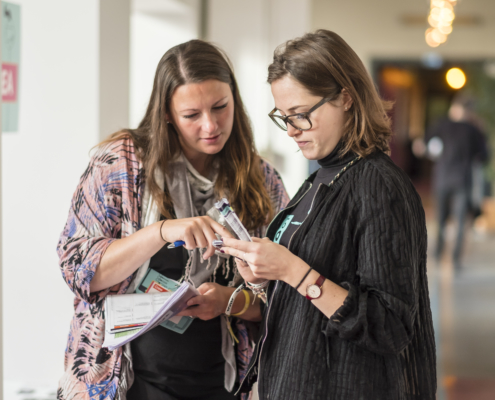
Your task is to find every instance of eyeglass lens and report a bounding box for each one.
[272,114,311,131]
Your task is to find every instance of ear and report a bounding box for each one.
[342,88,353,111]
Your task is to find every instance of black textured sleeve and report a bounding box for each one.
[324,163,424,355]
[472,125,490,163]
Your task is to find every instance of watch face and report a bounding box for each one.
[307,284,322,299]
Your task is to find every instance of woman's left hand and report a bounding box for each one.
[221,237,308,284]
[177,282,229,321]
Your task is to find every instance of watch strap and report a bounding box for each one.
[305,274,325,300]
[315,274,325,288]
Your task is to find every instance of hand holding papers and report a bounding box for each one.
[136,268,195,333]
[102,282,199,351]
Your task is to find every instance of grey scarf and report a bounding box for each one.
[166,154,232,287]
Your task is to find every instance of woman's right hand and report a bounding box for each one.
[233,258,266,284]
[161,216,233,259]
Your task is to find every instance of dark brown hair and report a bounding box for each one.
[103,40,273,230]
[267,29,392,157]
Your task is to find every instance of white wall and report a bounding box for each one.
[130,0,200,128]
[1,0,99,391]
[208,0,312,197]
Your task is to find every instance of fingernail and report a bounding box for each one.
[220,249,225,254]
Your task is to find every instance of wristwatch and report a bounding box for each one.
[305,274,325,300]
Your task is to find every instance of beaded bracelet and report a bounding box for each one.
[246,280,269,289]
[245,280,269,303]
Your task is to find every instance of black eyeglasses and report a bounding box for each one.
[268,97,331,131]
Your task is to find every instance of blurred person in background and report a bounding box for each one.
[57,40,288,400]
[221,30,436,400]
[425,96,489,271]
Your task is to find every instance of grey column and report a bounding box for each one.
[99,0,131,141]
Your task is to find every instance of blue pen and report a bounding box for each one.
[167,240,185,249]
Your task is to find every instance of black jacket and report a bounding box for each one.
[425,118,489,191]
[240,151,436,400]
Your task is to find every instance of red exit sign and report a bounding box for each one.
[2,62,18,102]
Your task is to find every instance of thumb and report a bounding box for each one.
[196,282,214,295]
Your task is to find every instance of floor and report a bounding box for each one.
[430,221,495,400]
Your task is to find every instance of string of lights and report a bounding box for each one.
[425,0,457,47]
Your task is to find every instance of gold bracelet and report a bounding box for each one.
[231,290,250,317]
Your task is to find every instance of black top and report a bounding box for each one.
[425,118,488,190]
[240,152,436,400]
[129,241,237,400]
[274,143,357,248]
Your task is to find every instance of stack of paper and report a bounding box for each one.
[135,269,194,334]
[102,282,199,351]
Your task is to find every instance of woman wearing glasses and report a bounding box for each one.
[57,40,288,400]
[221,30,436,399]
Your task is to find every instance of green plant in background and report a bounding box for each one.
[464,62,495,184]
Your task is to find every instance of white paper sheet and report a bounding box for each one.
[103,282,199,351]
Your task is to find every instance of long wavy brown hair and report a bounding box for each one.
[103,40,273,230]
[267,29,392,157]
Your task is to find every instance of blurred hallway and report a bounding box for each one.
[427,206,495,399]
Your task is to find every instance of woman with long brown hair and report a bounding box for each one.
[57,40,288,400]
[221,30,436,399]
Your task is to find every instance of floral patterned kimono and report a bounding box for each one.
[56,136,289,400]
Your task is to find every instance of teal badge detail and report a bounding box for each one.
[274,215,294,243]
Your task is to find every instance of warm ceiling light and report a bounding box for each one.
[430,7,441,19]
[438,24,453,34]
[426,0,456,47]
[425,28,440,47]
[428,15,439,27]
[431,0,445,7]
[431,28,448,43]
[439,8,455,21]
[442,2,454,12]
[446,67,466,89]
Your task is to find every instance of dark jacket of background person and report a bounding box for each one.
[425,118,489,191]
[240,152,436,400]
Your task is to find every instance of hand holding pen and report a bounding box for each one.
[160,216,233,259]
[168,239,225,249]
[167,240,186,249]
